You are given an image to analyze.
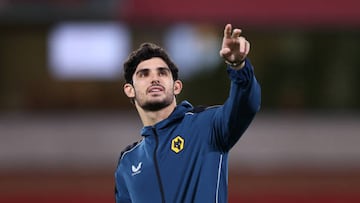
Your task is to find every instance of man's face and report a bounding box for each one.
[124,57,182,111]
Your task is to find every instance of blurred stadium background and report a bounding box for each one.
[1,0,360,202]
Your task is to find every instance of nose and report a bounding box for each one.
[151,80,160,85]
[149,71,160,84]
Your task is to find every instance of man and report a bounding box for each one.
[115,24,261,203]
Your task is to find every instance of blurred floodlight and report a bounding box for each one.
[164,24,220,79]
[48,22,130,80]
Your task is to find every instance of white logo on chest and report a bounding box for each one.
[131,162,142,176]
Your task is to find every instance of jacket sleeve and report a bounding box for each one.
[212,58,261,152]
[115,166,132,203]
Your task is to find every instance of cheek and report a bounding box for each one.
[132,83,147,96]
[132,80,144,90]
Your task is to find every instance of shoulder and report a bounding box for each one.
[187,105,220,114]
[117,140,142,164]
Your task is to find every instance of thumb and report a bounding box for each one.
[219,48,231,58]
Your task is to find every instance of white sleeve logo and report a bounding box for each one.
[131,162,142,176]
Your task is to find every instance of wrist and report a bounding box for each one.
[225,59,245,69]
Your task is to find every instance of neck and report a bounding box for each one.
[136,100,177,127]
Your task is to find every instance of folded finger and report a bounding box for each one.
[239,37,247,53]
[231,28,242,38]
[245,40,250,55]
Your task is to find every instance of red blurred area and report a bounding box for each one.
[119,0,360,27]
[2,170,360,203]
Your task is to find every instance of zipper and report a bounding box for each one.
[152,127,166,203]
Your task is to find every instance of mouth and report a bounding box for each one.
[147,85,165,94]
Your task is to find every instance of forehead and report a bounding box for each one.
[136,57,168,70]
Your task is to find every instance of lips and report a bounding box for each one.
[147,85,165,93]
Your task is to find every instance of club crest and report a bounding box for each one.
[171,136,184,153]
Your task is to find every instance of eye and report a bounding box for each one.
[136,69,149,78]
[159,68,169,76]
[138,72,145,77]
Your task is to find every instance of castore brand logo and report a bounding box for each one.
[131,162,142,176]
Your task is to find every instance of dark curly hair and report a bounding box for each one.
[123,43,179,84]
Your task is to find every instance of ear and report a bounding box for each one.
[124,83,135,98]
[173,80,183,95]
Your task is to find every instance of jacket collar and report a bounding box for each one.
[141,100,193,137]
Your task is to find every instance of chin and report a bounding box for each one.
[141,98,173,111]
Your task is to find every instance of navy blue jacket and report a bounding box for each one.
[115,59,261,203]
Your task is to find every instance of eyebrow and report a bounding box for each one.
[135,67,171,75]
[157,67,171,72]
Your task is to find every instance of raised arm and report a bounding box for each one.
[212,24,261,152]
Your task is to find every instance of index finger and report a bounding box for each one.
[224,24,232,39]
